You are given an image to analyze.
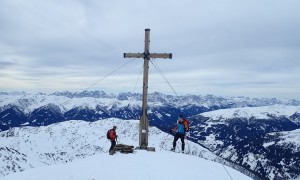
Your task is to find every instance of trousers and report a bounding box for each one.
[173,133,185,151]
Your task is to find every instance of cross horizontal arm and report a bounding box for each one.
[124,53,172,59]
[149,53,172,59]
[124,53,144,58]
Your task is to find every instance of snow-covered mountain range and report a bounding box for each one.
[190,106,300,180]
[0,118,254,180]
[1,91,300,179]
[1,91,299,131]
[1,91,300,116]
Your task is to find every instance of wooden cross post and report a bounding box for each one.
[124,29,172,150]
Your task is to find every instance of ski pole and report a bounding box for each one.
[160,133,170,151]
[160,129,174,150]
[185,132,190,154]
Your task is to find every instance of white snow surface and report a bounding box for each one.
[0,118,252,179]
[1,150,252,180]
[201,105,300,121]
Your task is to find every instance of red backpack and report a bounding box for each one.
[183,119,189,132]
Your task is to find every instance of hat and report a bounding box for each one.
[113,125,117,129]
[178,115,184,119]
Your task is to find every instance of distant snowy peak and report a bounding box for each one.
[51,90,113,99]
[2,91,300,121]
[2,90,300,108]
[0,91,27,96]
[201,105,300,122]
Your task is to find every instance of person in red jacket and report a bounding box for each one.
[108,125,117,154]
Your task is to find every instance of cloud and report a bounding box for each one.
[0,0,300,99]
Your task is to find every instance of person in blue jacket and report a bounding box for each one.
[170,115,187,152]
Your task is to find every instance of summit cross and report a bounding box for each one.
[124,29,172,150]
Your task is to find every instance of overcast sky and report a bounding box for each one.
[0,0,300,99]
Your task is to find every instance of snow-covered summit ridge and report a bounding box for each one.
[0,118,226,178]
[201,105,300,122]
[1,149,253,180]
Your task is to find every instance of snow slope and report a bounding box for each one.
[192,106,300,180]
[264,128,300,151]
[0,118,253,179]
[1,150,252,180]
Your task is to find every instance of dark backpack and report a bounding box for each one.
[106,129,111,139]
[183,119,189,132]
